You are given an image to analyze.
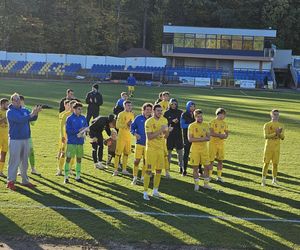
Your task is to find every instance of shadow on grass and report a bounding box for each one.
[0,213,43,250]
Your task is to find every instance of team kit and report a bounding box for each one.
[0,89,284,200]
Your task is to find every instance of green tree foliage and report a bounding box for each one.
[0,0,299,55]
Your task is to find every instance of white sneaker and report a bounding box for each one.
[216,177,225,183]
[203,184,213,190]
[143,192,150,201]
[194,184,199,191]
[122,170,130,175]
[131,177,138,185]
[272,178,279,186]
[55,170,63,176]
[140,176,144,183]
[95,162,104,170]
[152,191,163,198]
[261,177,266,186]
[112,170,119,176]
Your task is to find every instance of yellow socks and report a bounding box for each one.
[58,157,65,171]
[217,170,222,177]
[114,155,121,171]
[208,170,213,178]
[0,162,4,172]
[272,164,278,178]
[122,155,128,171]
[143,173,151,191]
[262,163,269,177]
[153,173,161,189]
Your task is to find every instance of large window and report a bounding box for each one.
[243,36,253,50]
[206,35,217,48]
[221,35,232,49]
[172,32,266,51]
[195,34,206,48]
[174,33,184,47]
[232,35,242,50]
[254,36,264,51]
[184,34,195,48]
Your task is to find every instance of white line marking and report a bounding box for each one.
[240,90,248,96]
[1,203,300,223]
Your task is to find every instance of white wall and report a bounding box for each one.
[234,60,260,69]
[106,56,125,65]
[145,57,166,67]
[0,51,6,60]
[66,54,86,67]
[0,51,167,69]
[125,57,146,67]
[273,49,292,69]
[26,53,47,62]
[46,53,66,63]
[6,52,26,61]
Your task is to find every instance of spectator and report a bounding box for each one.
[59,89,80,113]
[6,93,42,190]
[85,84,103,124]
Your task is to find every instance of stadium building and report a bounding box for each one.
[162,25,277,88]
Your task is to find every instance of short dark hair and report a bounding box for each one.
[64,100,71,105]
[216,108,226,115]
[73,102,83,109]
[142,103,153,111]
[19,95,25,101]
[271,109,279,114]
[194,109,203,116]
[123,100,132,107]
[67,89,74,95]
[0,98,9,105]
[153,104,162,111]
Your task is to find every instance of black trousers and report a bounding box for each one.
[87,109,99,125]
[91,135,104,163]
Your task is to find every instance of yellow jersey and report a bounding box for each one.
[0,109,8,136]
[264,121,284,147]
[209,118,228,143]
[188,121,209,151]
[60,110,72,138]
[145,116,168,150]
[116,111,134,139]
[158,100,169,114]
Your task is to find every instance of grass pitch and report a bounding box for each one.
[0,79,299,249]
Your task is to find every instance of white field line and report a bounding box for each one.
[240,90,248,96]
[1,203,300,223]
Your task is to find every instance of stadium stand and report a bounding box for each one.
[233,69,272,81]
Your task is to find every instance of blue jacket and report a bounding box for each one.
[7,104,38,140]
[180,101,195,143]
[130,114,147,146]
[116,98,125,107]
[127,76,136,86]
[66,113,88,145]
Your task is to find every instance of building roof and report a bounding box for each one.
[164,25,276,37]
[119,48,154,57]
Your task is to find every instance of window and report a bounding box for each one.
[232,35,242,50]
[174,33,184,47]
[163,33,173,44]
[206,35,217,49]
[216,35,222,49]
[221,35,232,49]
[243,36,253,50]
[254,36,264,51]
[184,33,195,48]
[195,34,206,48]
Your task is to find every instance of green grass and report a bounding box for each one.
[0,79,299,249]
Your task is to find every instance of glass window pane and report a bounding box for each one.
[254,36,264,50]
[243,36,253,50]
[196,34,205,39]
[184,38,194,48]
[195,38,206,48]
[174,33,184,47]
[232,36,242,50]
[185,33,195,38]
[206,35,217,48]
[221,35,232,49]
